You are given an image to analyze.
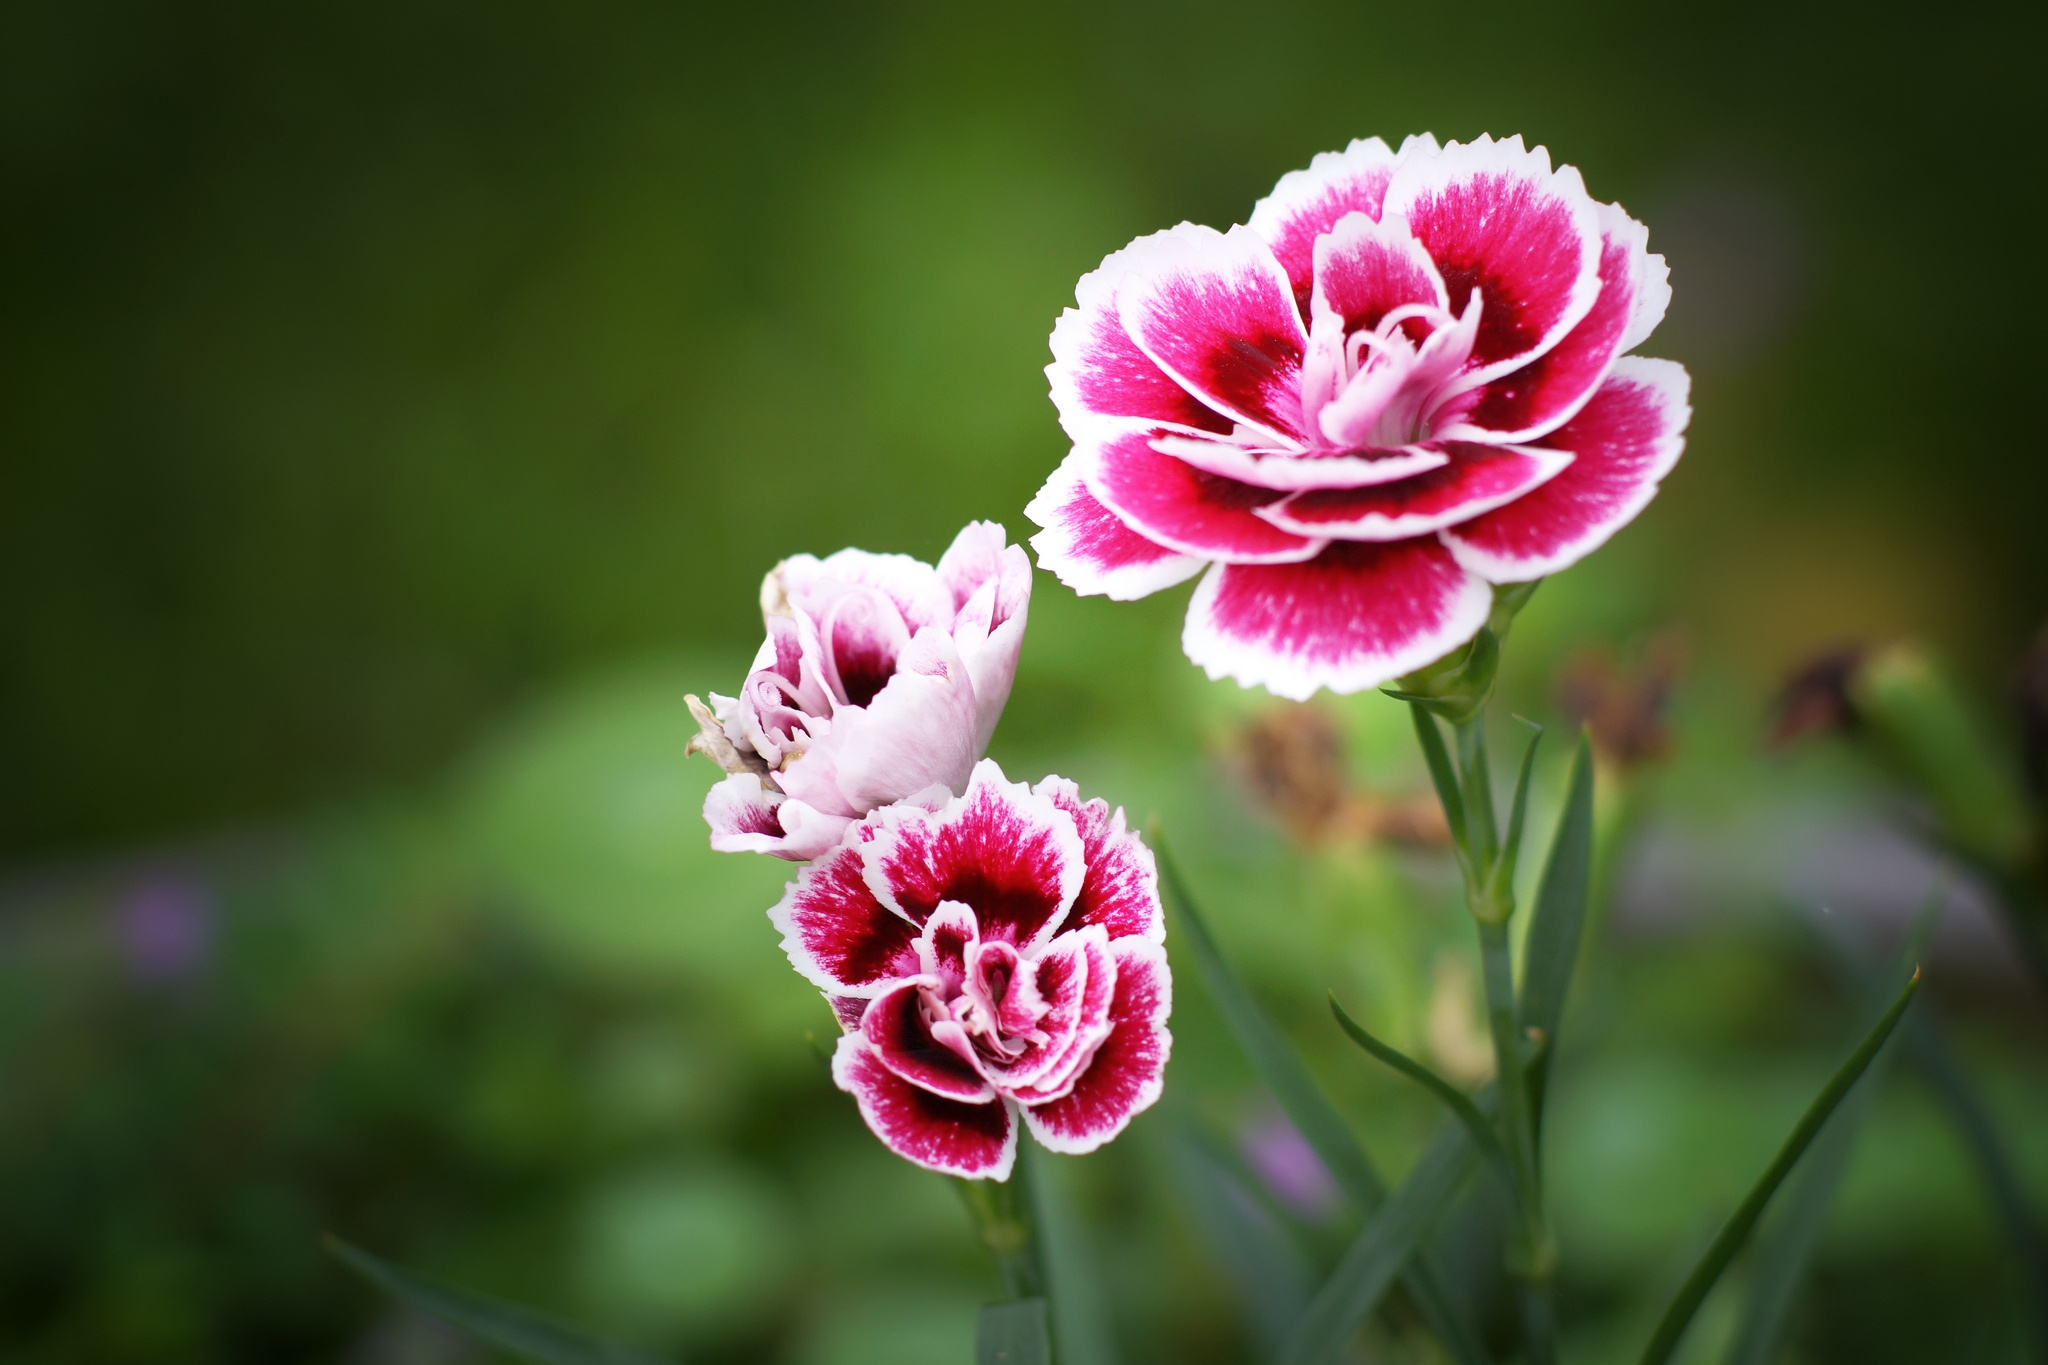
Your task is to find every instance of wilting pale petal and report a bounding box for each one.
[1022,937,1172,1154]
[703,773,790,855]
[832,1034,1017,1179]
[1443,357,1691,582]
[1183,539,1494,700]
[810,629,981,815]
[1257,444,1573,541]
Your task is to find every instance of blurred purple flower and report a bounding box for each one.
[1242,1112,1340,1219]
[119,876,215,984]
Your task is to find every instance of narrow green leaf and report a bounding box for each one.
[1167,1119,1316,1356]
[1151,828,1386,1213]
[1807,902,2048,1356]
[1489,718,1543,902]
[1409,706,1468,854]
[1025,1141,1120,1365]
[1518,735,1594,1129]
[1636,967,1922,1365]
[325,1236,675,1365]
[1150,827,1491,1365]
[977,1298,1051,1365]
[1278,1121,1481,1365]
[1722,1059,1880,1365]
[1329,994,1509,1186]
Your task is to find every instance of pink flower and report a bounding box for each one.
[691,523,1032,860]
[774,760,1171,1179]
[1026,135,1691,700]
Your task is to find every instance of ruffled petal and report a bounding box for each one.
[1247,135,1439,311]
[990,925,1114,1099]
[1381,135,1603,383]
[832,1034,1017,1179]
[862,977,997,1102]
[1443,357,1691,582]
[1048,240,1238,438]
[1033,777,1165,944]
[1022,938,1172,1154]
[1084,423,1326,565]
[1148,433,1448,491]
[1182,539,1493,700]
[1310,209,1449,337]
[1257,443,1573,541]
[860,760,1086,952]
[1113,224,1311,445]
[1025,450,1205,602]
[769,836,924,995]
[1453,201,1665,443]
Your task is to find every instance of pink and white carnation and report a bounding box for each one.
[773,760,1171,1179]
[1026,134,1692,700]
[690,523,1032,861]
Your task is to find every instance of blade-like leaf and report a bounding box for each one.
[1519,735,1594,1130]
[1489,718,1544,904]
[1151,828,1386,1214]
[1329,994,1509,1186]
[326,1236,675,1365]
[1025,1141,1120,1365]
[978,1298,1051,1365]
[1278,1120,1481,1365]
[1167,1118,1317,1357]
[1636,967,1922,1365]
[1150,827,1490,1365]
[1806,903,2048,1356]
[1722,1056,1880,1365]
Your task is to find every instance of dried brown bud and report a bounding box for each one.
[1558,631,1687,768]
[1242,704,1348,841]
[1768,645,1868,749]
[1238,704,1450,848]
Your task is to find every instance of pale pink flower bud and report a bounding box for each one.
[691,522,1033,860]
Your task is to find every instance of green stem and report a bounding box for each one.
[1453,714,1557,1365]
[956,1167,1046,1300]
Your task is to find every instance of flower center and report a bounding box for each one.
[1302,290,1484,451]
[930,939,1050,1062]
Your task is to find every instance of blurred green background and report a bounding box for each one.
[2,0,2044,1361]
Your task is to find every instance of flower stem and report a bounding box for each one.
[1450,713,1558,1365]
[956,1164,1046,1300]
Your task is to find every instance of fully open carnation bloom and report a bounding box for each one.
[690,523,1031,860]
[1026,134,1691,699]
[773,760,1171,1179]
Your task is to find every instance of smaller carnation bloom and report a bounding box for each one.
[691,522,1031,860]
[1027,134,1691,700]
[774,760,1171,1179]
